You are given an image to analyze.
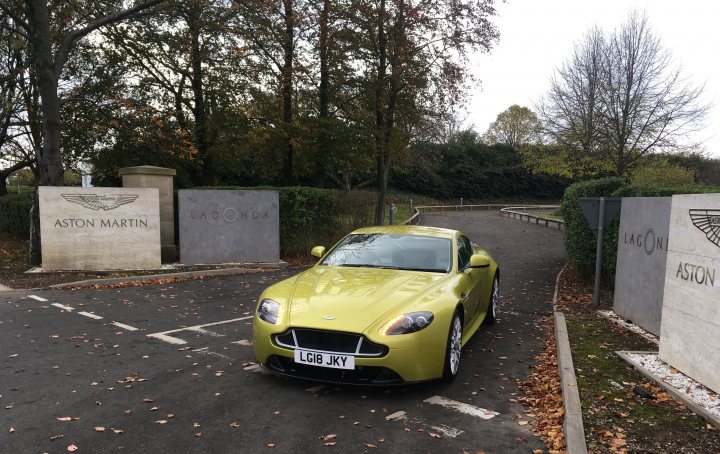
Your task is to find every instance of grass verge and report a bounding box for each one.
[557,266,720,453]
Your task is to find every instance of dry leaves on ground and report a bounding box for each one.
[518,316,566,454]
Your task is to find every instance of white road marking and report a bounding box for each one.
[147,333,187,345]
[51,303,74,312]
[423,395,499,420]
[28,295,48,302]
[147,316,254,345]
[385,411,406,421]
[186,326,224,337]
[78,311,103,320]
[386,412,464,438]
[230,339,253,346]
[111,321,138,331]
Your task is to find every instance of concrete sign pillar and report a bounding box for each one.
[613,197,671,335]
[178,189,280,264]
[119,165,176,262]
[39,186,161,270]
[660,193,720,394]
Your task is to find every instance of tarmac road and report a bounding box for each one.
[1,210,565,453]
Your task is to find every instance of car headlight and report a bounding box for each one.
[257,298,283,324]
[379,311,434,335]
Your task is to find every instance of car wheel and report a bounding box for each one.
[442,311,463,381]
[483,275,499,326]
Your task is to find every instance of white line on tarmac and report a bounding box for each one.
[147,316,254,345]
[423,395,499,420]
[147,333,187,345]
[28,295,48,302]
[186,326,225,337]
[112,321,139,331]
[51,303,74,312]
[385,411,464,438]
[78,311,103,320]
[305,385,325,393]
[230,339,253,346]
[161,316,254,335]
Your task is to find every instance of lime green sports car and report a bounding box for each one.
[253,225,499,384]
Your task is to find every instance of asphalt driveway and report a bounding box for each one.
[1,210,565,453]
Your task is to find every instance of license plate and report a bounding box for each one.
[294,349,355,370]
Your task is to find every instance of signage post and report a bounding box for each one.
[579,197,622,307]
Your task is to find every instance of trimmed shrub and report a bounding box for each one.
[562,179,720,281]
[561,177,627,278]
[190,186,376,256]
[0,193,31,237]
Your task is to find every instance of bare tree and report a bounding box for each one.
[539,12,708,177]
[537,27,605,159]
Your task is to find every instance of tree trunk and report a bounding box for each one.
[373,0,387,225]
[316,0,330,186]
[0,177,7,196]
[188,7,214,185]
[280,0,295,185]
[26,0,63,265]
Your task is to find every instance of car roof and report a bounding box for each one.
[349,225,458,239]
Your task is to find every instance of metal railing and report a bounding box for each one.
[500,205,565,230]
[395,204,565,231]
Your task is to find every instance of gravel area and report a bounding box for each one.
[598,310,659,345]
[625,352,720,420]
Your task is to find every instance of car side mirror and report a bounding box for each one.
[469,254,490,268]
[311,246,326,258]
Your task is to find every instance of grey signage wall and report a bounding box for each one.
[660,193,720,394]
[39,186,161,270]
[179,190,280,264]
[613,197,671,335]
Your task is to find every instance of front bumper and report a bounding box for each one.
[253,321,447,384]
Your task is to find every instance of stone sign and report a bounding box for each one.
[39,186,161,270]
[178,190,279,264]
[613,197,671,335]
[659,193,720,394]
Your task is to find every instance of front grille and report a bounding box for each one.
[273,328,387,357]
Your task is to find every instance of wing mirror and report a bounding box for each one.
[311,246,326,258]
[469,254,491,268]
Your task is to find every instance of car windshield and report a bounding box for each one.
[320,233,452,273]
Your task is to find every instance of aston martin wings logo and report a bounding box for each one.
[61,194,139,211]
[689,209,720,248]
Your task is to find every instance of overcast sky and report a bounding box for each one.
[466,0,720,158]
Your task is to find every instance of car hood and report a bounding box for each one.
[286,266,445,332]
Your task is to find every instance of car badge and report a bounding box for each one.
[322,315,336,320]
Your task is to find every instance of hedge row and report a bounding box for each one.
[0,193,32,237]
[561,179,719,280]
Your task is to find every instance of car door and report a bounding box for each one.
[456,235,483,325]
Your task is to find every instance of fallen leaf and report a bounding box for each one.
[56,417,73,422]
[366,443,377,448]
[50,434,64,441]
[8,354,18,358]
[150,407,159,411]
[321,434,337,441]
[154,420,168,425]
[94,427,105,432]
[429,432,441,439]
[194,432,202,437]
[267,443,276,448]
[229,422,240,429]
[143,398,154,403]
[67,444,78,452]
[324,442,336,446]
[112,428,123,434]
[9,427,16,433]
[518,420,529,426]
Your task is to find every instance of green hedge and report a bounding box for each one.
[192,186,376,256]
[0,193,31,237]
[562,179,720,280]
